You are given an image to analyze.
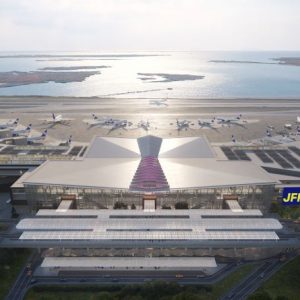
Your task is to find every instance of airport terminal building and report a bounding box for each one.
[11,135,276,212]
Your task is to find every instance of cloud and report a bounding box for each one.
[0,0,299,51]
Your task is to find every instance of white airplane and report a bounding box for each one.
[137,120,150,131]
[0,118,19,129]
[59,135,72,146]
[262,128,295,144]
[198,118,216,128]
[110,119,133,130]
[84,114,116,127]
[27,130,48,144]
[12,124,32,137]
[217,114,243,125]
[174,119,191,131]
[39,113,74,125]
[149,98,168,106]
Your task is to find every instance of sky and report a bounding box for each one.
[0,0,299,52]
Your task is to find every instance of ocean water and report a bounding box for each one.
[0,51,300,98]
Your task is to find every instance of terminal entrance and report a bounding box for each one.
[222,194,242,212]
[59,194,76,209]
[143,194,157,211]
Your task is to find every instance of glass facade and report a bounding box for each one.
[23,183,275,213]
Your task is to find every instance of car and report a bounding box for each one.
[111,278,119,282]
[30,279,37,284]
[259,272,265,279]
[175,274,184,278]
[6,199,11,204]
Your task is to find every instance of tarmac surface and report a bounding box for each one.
[1,96,300,144]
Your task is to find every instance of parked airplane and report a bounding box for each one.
[217,114,243,125]
[84,117,107,127]
[149,98,168,106]
[84,114,116,127]
[0,118,19,129]
[198,118,215,128]
[137,120,150,131]
[111,119,132,130]
[259,128,296,145]
[40,113,74,125]
[27,130,47,144]
[12,124,32,137]
[59,135,72,146]
[174,119,191,131]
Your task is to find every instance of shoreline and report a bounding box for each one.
[1,95,300,100]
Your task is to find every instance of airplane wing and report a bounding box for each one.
[83,119,105,126]
[60,118,74,121]
[38,118,54,122]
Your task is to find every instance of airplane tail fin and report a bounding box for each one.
[68,135,72,144]
[26,124,32,131]
[14,118,19,125]
[266,130,272,137]
[231,135,236,143]
[42,129,48,137]
[52,113,55,120]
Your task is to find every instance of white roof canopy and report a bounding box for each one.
[23,136,276,190]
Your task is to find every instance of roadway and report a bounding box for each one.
[4,260,238,299]
[221,252,298,300]
[5,250,42,300]
[24,262,238,292]
[5,250,298,300]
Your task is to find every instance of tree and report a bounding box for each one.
[248,290,272,300]
[175,201,188,209]
[96,292,116,300]
[162,204,171,209]
[113,201,128,209]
